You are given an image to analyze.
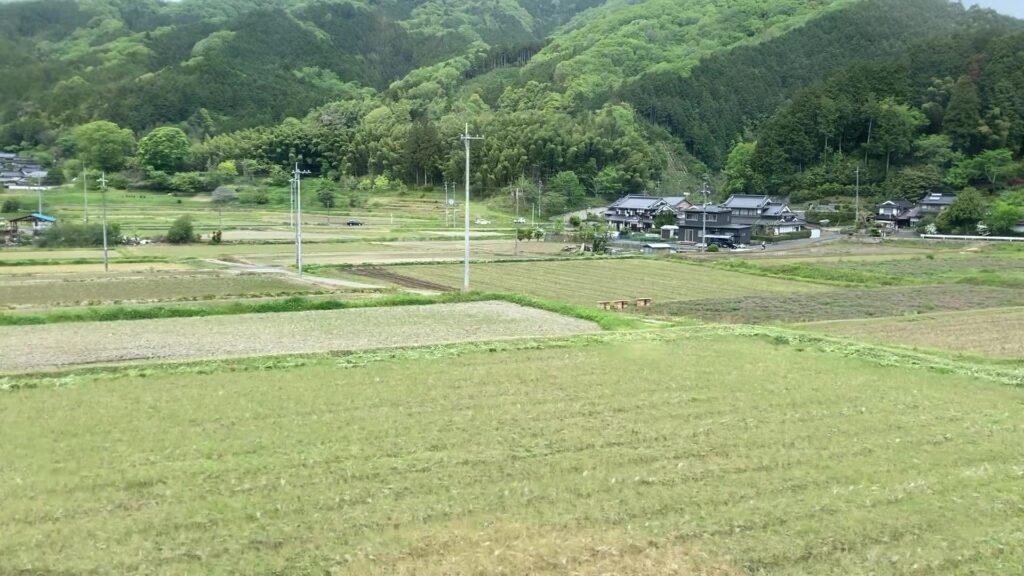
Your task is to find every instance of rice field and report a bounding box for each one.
[395,259,827,305]
[0,271,320,308]
[3,332,1023,574]
[802,307,1024,359]
[645,285,1024,324]
[0,301,598,371]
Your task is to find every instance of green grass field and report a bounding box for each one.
[3,331,1023,574]
[802,307,1024,359]
[3,186,518,236]
[723,249,1024,288]
[396,259,827,305]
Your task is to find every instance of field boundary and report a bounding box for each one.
[0,292,643,331]
[3,324,1020,392]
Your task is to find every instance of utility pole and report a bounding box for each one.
[293,164,311,276]
[700,176,710,252]
[444,180,451,227]
[854,166,861,229]
[98,172,109,272]
[461,123,483,292]
[289,176,296,228]
[82,160,89,223]
[35,176,43,214]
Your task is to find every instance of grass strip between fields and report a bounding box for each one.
[0,292,643,331]
[3,324,1021,392]
[0,256,168,267]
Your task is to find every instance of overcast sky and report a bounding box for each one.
[970,0,1024,18]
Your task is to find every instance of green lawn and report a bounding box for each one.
[2,331,1023,574]
[396,258,827,304]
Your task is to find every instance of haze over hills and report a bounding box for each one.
[2,0,1024,221]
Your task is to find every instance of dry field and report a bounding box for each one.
[0,271,319,309]
[0,301,598,371]
[0,249,120,261]
[0,262,191,274]
[802,307,1024,359]
[645,285,1024,324]
[396,259,827,305]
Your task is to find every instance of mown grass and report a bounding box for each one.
[395,259,827,305]
[3,330,1023,574]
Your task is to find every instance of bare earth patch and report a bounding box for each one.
[0,302,598,371]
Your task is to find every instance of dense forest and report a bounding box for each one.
[2,0,1024,227]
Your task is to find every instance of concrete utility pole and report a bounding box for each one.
[855,166,861,228]
[82,160,89,223]
[289,176,296,228]
[293,164,311,276]
[700,177,711,252]
[461,123,483,292]
[98,172,109,272]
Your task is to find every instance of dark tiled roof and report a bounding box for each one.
[609,195,666,210]
[724,194,770,209]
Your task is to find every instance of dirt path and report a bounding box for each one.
[0,302,599,372]
[204,259,383,290]
[347,266,454,292]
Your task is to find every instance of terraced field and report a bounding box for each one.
[0,301,598,371]
[803,307,1024,359]
[0,271,320,309]
[396,259,827,305]
[644,285,1024,324]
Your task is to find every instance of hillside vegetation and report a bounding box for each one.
[2,0,1024,225]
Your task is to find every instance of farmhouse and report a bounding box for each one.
[916,192,957,215]
[6,213,56,235]
[722,194,805,236]
[676,205,753,245]
[874,199,917,228]
[604,195,673,231]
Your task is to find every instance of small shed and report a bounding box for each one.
[642,242,673,255]
[7,213,56,235]
[660,224,679,240]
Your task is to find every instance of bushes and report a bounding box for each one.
[1,199,19,213]
[34,222,122,247]
[166,215,196,244]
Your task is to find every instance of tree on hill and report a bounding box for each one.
[71,121,135,172]
[138,127,191,173]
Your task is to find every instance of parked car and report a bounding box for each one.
[474,218,491,225]
[707,238,737,249]
[345,219,364,226]
[513,217,527,224]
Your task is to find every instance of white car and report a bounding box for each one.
[513,217,527,224]
[474,218,491,225]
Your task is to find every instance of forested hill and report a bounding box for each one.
[0,0,603,132]
[2,0,1023,211]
